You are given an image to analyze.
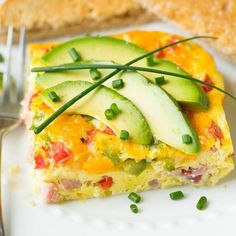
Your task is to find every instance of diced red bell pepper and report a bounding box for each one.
[102,127,115,135]
[99,176,113,189]
[34,154,47,169]
[49,141,72,164]
[154,50,165,58]
[202,75,214,92]
[208,121,224,141]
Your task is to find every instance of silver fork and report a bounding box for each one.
[0,26,26,236]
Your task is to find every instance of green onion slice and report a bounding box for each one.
[169,191,184,200]
[90,68,101,80]
[196,196,208,210]
[128,192,141,203]
[147,56,157,66]
[120,130,129,141]
[110,103,120,115]
[68,48,81,62]
[48,91,60,102]
[155,76,166,85]
[112,79,124,89]
[104,109,114,120]
[182,134,192,144]
[130,204,139,213]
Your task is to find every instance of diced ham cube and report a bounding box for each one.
[46,184,58,204]
[180,165,208,184]
[148,179,159,188]
[59,179,82,191]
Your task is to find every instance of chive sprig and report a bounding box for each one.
[32,63,236,101]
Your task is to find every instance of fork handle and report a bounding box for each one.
[0,131,5,236]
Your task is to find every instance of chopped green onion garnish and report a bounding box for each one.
[0,53,4,63]
[120,130,129,140]
[147,56,157,66]
[68,48,81,62]
[112,79,124,89]
[128,192,141,203]
[182,134,192,144]
[104,109,114,120]
[90,68,101,81]
[48,91,60,102]
[196,196,208,210]
[130,204,139,213]
[104,103,120,120]
[164,160,175,172]
[110,103,120,115]
[155,76,166,85]
[169,191,184,200]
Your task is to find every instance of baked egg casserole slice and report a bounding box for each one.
[24,31,234,203]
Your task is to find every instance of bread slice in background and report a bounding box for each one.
[0,0,154,42]
[137,0,236,63]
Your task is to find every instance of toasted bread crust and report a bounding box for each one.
[0,0,154,41]
[137,0,236,63]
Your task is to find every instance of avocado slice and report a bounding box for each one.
[110,71,200,154]
[40,81,153,145]
[41,36,209,110]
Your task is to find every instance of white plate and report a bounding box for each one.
[2,21,236,236]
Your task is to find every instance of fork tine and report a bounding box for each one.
[17,27,26,101]
[3,25,13,102]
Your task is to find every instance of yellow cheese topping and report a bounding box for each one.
[29,31,232,174]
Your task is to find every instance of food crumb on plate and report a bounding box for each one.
[8,165,21,174]
[28,199,37,206]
